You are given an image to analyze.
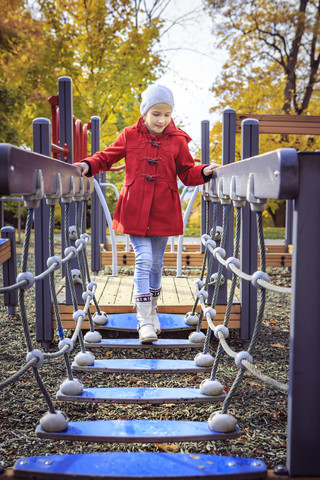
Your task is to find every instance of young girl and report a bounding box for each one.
[74,84,218,343]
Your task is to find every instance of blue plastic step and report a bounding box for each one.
[95,313,193,331]
[56,386,225,404]
[36,419,241,442]
[85,338,202,349]
[72,358,212,373]
[14,452,267,479]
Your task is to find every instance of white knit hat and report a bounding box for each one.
[140,84,174,115]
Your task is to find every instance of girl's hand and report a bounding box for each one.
[203,163,220,176]
[74,162,89,177]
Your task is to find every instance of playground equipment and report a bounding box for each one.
[0,141,319,478]
[0,76,320,479]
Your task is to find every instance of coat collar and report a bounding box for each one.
[135,116,192,143]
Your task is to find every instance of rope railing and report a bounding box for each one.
[0,154,108,431]
[183,150,298,433]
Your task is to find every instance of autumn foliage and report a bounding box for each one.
[0,0,162,148]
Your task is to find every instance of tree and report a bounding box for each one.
[0,0,168,147]
[204,0,320,116]
[204,0,320,226]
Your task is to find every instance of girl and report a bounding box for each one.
[74,84,218,343]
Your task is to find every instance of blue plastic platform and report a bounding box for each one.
[56,386,225,404]
[85,338,202,349]
[14,452,267,479]
[95,313,193,331]
[72,358,212,373]
[36,419,241,442]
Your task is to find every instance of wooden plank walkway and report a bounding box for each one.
[54,275,241,330]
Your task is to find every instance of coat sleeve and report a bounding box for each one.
[81,129,127,176]
[175,137,210,186]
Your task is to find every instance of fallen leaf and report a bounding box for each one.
[154,443,179,453]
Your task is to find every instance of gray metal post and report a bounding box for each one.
[201,120,210,249]
[33,118,52,347]
[58,76,73,164]
[207,109,236,305]
[58,77,82,304]
[205,110,236,306]
[222,108,236,165]
[90,116,102,273]
[1,226,17,316]
[287,151,320,476]
[240,119,259,341]
[218,108,236,303]
[285,199,293,252]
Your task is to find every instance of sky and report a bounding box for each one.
[154,1,226,151]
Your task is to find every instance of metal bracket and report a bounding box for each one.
[23,170,44,209]
[73,177,85,202]
[247,173,267,212]
[46,173,62,206]
[230,176,246,208]
[218,177,231,205]
[61,176,75,203]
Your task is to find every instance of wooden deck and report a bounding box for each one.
[101,242,292,268]
[54,275,241,330]
[0,238,11,265]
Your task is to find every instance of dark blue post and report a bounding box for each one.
[240,119,259,341]
[58,77,73,163]
[33,118,52,347]
[217,108,236,303]
[201,120,210,250]
[287,151,320,476]
[222,108,236,165]
[58,77,82,304]
[90,116,103,273]
[1,226,17,316]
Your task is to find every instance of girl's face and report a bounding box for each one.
[143,103,172,135]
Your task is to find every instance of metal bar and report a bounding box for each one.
[240,119,259,342]
[287,151,320,476]
[201,120,210,248]
[285,199,294,252]
[93,179,117,276]
[90,116,102,273]
[0,144,91,196]
[209,148,299,201]
[177,186,199,277]
[216,109,236,304]
[33,118,53,347]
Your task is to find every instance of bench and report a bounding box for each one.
[0,226,17,315]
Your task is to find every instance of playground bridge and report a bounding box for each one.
[0,77,319,479]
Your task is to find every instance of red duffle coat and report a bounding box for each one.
[84,116,210,236]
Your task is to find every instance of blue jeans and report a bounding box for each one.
[130,235,169,296]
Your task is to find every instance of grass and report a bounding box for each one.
[184,226,286,240]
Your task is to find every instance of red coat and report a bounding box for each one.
[85,116,210,236]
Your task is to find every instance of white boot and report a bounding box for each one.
[150,293,161,334]
[136,300,158,343]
